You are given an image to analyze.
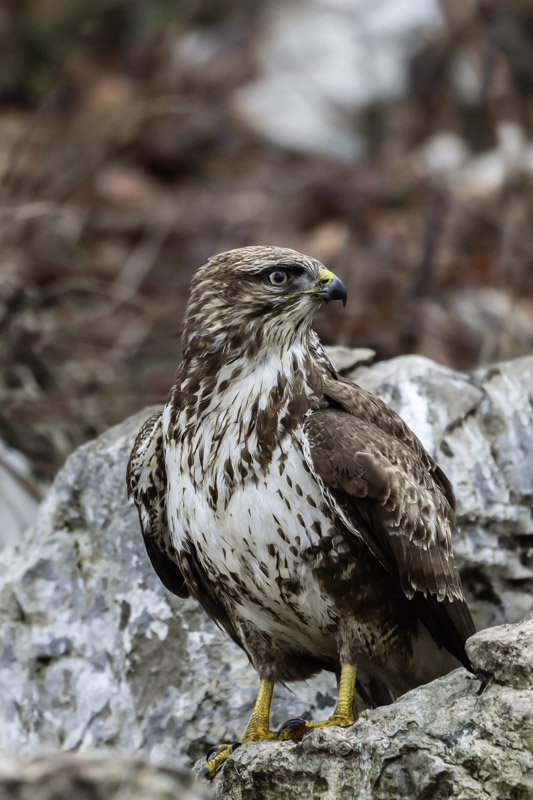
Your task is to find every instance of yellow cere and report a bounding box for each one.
[283,266,337,300]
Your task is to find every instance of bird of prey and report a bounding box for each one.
[127,245,475,779]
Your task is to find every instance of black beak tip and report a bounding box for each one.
[323,276,347,307]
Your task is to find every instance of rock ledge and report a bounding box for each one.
[211,616,533,800]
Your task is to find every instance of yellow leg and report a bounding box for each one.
[201,678,276,779]
[241,677,276,741]
[278,663,357,741]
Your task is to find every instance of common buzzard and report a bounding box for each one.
[127,246,475,778]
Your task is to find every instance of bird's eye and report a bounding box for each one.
[268,270,288,286]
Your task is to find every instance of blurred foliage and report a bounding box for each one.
[0,0,252,98]
[1,0,533,481]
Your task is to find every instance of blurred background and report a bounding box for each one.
[1,0,533,502]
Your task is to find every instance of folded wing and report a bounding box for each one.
[303,376,475,666]
[127,410,189,599]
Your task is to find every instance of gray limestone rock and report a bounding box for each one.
[0,352,532,793]
[0,751,210,800]
[0,441,41,548]
[466,613,533,690]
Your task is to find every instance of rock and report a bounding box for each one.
[415,122,533,197]
[211,616,533,799]
[415,132,470,179]
[466,614,533,690]
[0,352,532,781]
[0,440,42,549]
[320,344,376,373]
[445,288,533,364]
[233,0,443,160]
[0,751,209,800]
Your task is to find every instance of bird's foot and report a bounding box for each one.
[277,712,355,743]
[200,726,277,780]
[200,742,239,780]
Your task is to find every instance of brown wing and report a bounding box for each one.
[127,410,189,599]
[303,376,475,666]
[324,376,457,510]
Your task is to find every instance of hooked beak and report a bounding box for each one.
[284,266,348,307]
[316,267,347,307]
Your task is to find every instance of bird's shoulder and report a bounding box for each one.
[318,374,455,511]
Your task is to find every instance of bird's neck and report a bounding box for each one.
[181,303,313,363]
[164,331,336,489]
[168,331,331,432]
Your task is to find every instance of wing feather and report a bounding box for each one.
[127,410,189,599]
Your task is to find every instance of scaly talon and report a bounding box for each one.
[201,744,234,779]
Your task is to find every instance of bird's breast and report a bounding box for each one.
[164,414,341,644]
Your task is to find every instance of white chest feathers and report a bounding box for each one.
[163,402,338,644]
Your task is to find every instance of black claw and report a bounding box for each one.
[230,741,242,753]
[199,767,211,780]
[206,745,219,760]
[277,717,307,734]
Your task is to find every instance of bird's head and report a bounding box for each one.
[182,245,347,357]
